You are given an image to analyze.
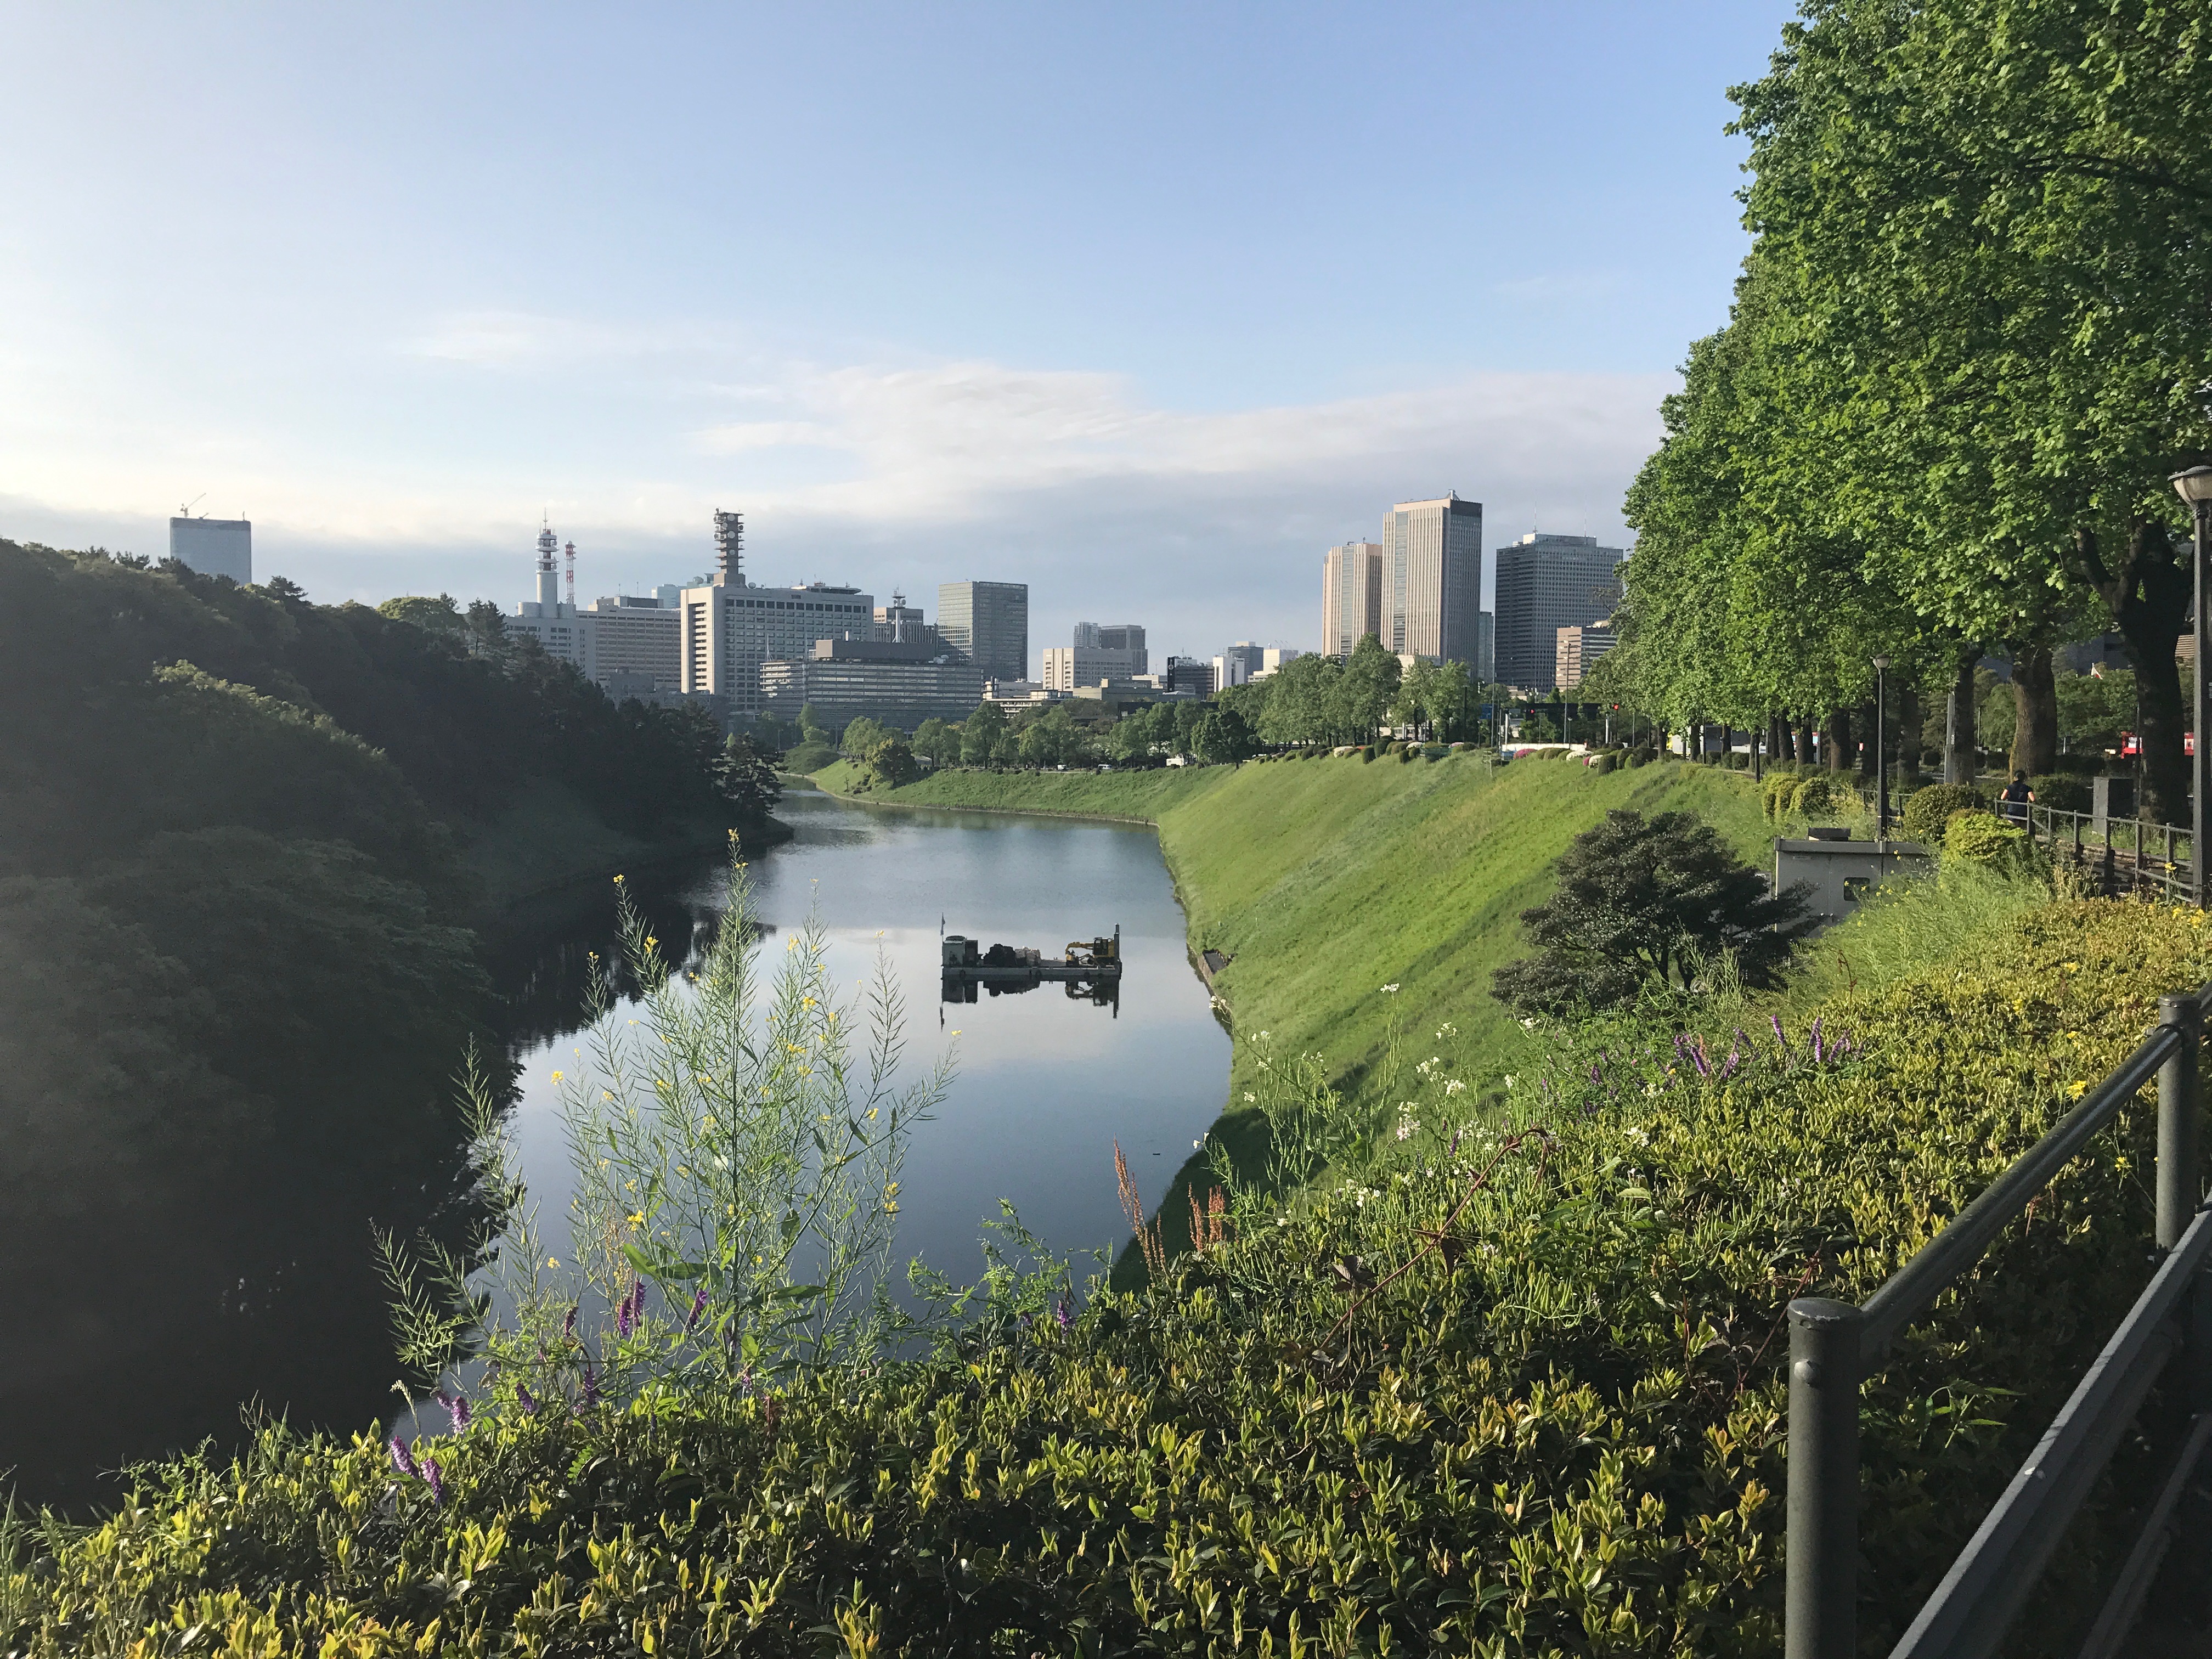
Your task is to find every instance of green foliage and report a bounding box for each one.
[1790,774,1863,822]
[797,703,832,746]
[375,594,468,637]
[1945,810,2040,876]
[909,716,958,767]
[1900,782,1989,845]
[2029,774,2091,814]
[837,715,895,758]
[12,902,2209,1654]
[780,741,839,775]
[1492,809,1815,1014]
[860,738,922,791]
[959,699,1008,766]
[383,853,950,1403]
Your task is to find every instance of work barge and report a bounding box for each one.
[941,928,1122,1005]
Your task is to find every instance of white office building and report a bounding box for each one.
[506,528,683,693]
[169,517,252,584]
[675,511,875,719]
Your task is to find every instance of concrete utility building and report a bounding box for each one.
[759,637,983,729]
[169,516,252,584]
[1322,540,1383,658]
[938,580,1028,684]
[1493,532,1624,693]
[1383,495,1483,667]
[678,510,874,720]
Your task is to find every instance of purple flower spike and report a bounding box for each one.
[1447,1128,1462,1157]
[1770,1013,1789,1054]
[1720,1044,1741,1080]
[686,1288,709,1333]
[388,1436,418,1480]
[1054,1299,1071,1331]
[1589,1063,1604,1086]
[1809,1016,1826,1064]
[582,1364,601,1407]
[516,1385,538,1416]
[421,1457,443,1505]
[1689,1037,1711,1078]
[447,1391,471,1431]
[562,1306,578,1341]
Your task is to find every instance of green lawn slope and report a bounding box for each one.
[826,749,1771,1143]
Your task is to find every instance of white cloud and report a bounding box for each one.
[1,325,1668,660]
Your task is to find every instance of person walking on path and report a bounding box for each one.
[2000,771,2034,826]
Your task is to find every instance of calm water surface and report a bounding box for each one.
[503,789,1229,1294]
[7,789,1225,1508]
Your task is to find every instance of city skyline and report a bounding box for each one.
[0,4,1791,666]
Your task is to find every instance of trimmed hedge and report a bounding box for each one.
[7,901,2209,1655]
[1899,783,1988,844]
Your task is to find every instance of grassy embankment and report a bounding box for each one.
[817,751,1781,1211]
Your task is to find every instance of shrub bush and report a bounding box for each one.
[781,740,839,774]
[1587,753,1616,775]
[1791,773,1864,820]
[2030,774,2092,813]
[1624,746,1654,768]
[1899,782,1988,844]
[1358,744,1375,763]
[8,903,2207,1655]
[1945,809,2041,877]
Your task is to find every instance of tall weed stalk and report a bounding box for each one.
[380,838,951,1413]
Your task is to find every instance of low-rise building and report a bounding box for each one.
[1164,656,1216,698]
[760,637,983,729]
[984,679,1066,705]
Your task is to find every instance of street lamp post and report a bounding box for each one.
[2170,466,2212,905]
[1872,656,1893,839]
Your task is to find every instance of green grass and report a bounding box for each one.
[830,752,1774,1210]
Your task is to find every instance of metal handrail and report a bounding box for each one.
[1784,990,2212,1659]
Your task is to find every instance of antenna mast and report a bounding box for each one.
[713,509,744,586]
[564,540,576,613]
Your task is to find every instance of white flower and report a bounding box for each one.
[1193,1138,1204,1149]
[1444,1079,1465,1096]
[1381,983,1401,994]
[1256,1030,1271,1040]
[1435,1022,1459,1040]
[1519,1017,1537,1030]
[1504,1075,1516,1089]
[1243,1091,1257,1102]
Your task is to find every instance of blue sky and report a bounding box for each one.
[1,2,1792,666]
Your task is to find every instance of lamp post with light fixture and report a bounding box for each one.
[2173,467,2212,904]
[1872,656,1892,839]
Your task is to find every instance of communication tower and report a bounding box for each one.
[713,509,744,586]
[565,540,577,612]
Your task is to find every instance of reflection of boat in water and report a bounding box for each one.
[940,927,1122,1009]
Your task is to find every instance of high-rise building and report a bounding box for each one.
[678,515,874,718]
[1164,657,1216,697]
[1494,533,1624,692]
[588,596,681,691]
[1321,541,1383,658]
[168,516,252,584]
[506,530,682,692]
[1213,641,1266,689]
[1477,612,1495,686]
[1382,495,1482,665]
[938,581,1028,683]
[1555,621,1616,690]
[1071,623,1148,673]
[875,591,926,642]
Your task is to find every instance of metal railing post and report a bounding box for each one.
[2158,996,2200,1254]
[1787,1296,1865,1659]
[2162,995,2212,1431]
